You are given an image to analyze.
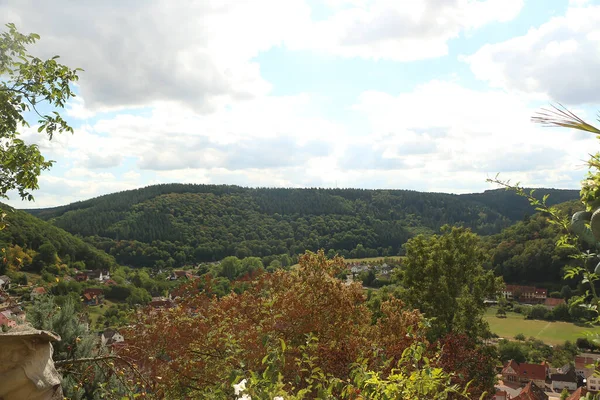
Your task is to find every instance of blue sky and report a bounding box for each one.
[2,0,599,208]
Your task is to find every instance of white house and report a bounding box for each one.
[101,329,124,346]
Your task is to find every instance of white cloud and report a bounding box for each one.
[288,0,524,61]
[0,0,311,113]
[466,4,600,104]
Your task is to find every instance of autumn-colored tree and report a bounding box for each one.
[435,333,498,399]
[123,251,479,398]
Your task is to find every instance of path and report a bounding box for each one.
[536,322,552,339]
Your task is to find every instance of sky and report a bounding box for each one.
[2,0,600,208]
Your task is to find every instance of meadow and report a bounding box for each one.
[485,306,600,345]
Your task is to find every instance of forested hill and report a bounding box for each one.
[22,184,579,269]
[0,204,116,274]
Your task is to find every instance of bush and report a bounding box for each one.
[514,333,526,341]
[527,305,550,320]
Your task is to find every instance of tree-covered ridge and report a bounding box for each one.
[24,184,578,268]
[0,204,116,273]
[483,200,584,286]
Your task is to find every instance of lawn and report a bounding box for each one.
[85,299,118,330]
[485,306,600,345]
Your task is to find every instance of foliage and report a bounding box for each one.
[399,225,500,340]
[123,251,493,398]
[0,205,116,272]
[26,184,578,268]
[490,104,600,326]
[0,23,80,228]
[483,208,581,284]
[27,296,117,399]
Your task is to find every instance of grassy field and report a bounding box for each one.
[485,306,600,345]
[85,299,118,330]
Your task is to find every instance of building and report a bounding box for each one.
[567,387,588,400]
[512,381,548,400]
[493,390,509,400]
[501,360,548,388]
[101,329,125,347]
[0,312,16,329]
[76,270,111,282]
[550,365,578,391]
[544,298,566,308]
[502,285,547,303]
[575,354,600,378]
[82,288,104,306]
[149,296,174,309]
[30,286,46,300]
[169,270,193,280]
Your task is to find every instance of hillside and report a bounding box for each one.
[24,184,579,269]
[0,204,116,274]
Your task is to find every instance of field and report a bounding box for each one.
[485,306,600,345]
[85,299,118,330]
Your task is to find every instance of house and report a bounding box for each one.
[169,270,193,280]
[502,285,547,303]
[101,328,125,346]
[551,365,578,391]
[0,312,16,329]
[104,279,118,286]
[502,360,548,388]
[30,286,46,300]
[493,390,509,400]
[0,275,11,291]
[82,288,104,305]
[512,381,548,400]
[149,296,174,308]
[586,374,600,393]
[575,354,600,379]
[75,273,89,282]
[544,298,566,308]
[83,293,101,306]
[567,387,588,400]
[83,288,104,297]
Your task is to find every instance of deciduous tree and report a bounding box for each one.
[0,23,81,227]
[400,225,500,340]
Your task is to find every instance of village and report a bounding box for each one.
[2,264,600,400]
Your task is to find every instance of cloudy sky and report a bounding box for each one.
[2,0,599,208]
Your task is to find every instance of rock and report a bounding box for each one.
[0,325,63,400]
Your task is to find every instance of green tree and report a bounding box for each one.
[514,333,525,341]
[27,296,114,398]
[400,226,500,340]
[240,256,263,275]
[498,340,528,363]
[560,285,573,300]
[0,23,81,228]
[219,256,242,280]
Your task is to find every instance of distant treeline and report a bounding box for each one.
[21,184,578,269]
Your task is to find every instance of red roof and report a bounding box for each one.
[31,287,46,295]
[83,288,104,296]
[575,355,599,371]
[512,381,548,400]
[502,360,547,382]
[544,298,565,307]
[83,293,95,301]
[567,387,587,400]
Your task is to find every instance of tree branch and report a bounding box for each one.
[56,354,152,388]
